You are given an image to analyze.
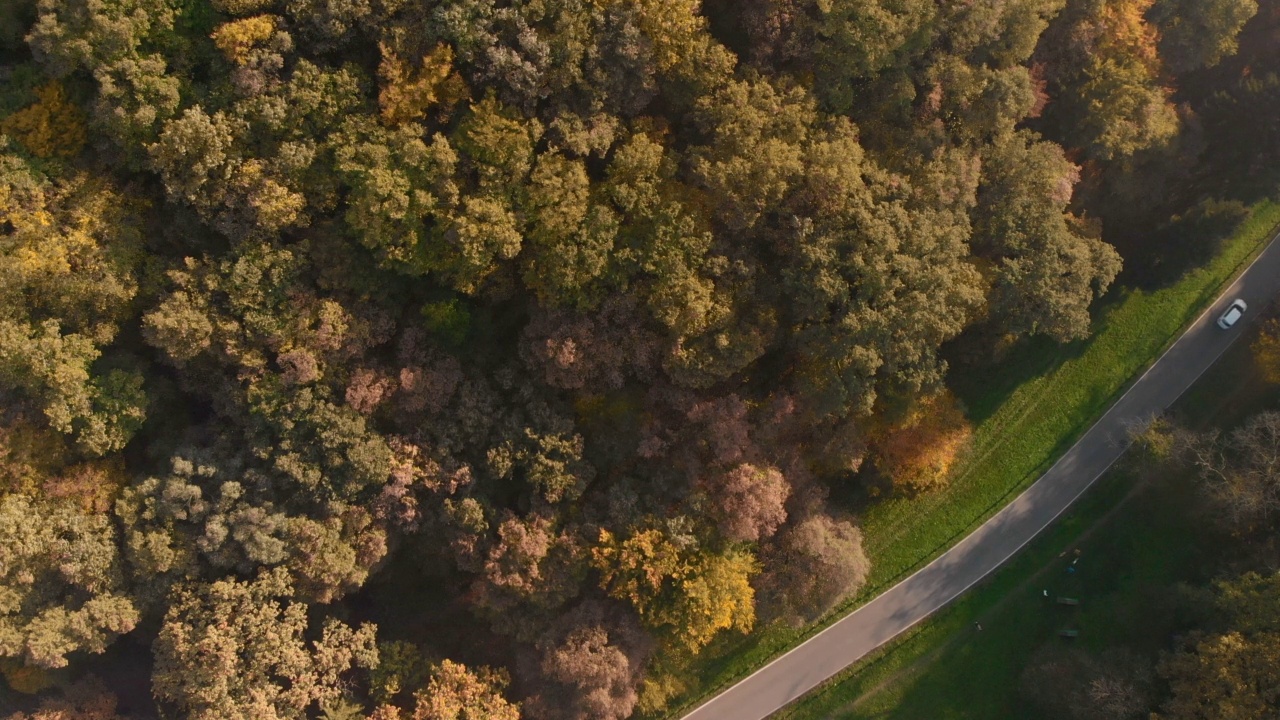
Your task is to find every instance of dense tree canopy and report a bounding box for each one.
[152,568,378,720]
[0,0,1265,715]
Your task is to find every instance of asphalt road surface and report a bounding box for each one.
[682,231,1280,720]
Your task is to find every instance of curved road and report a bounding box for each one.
[683,231,1280,720]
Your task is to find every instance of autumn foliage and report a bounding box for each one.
[0,0,1266,713]
[0,82,86,159]
[378,43,467,127]
[869,392,974,495]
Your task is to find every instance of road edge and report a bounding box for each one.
[675,219,1280,720]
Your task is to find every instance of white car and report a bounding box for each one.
[1217,298,1248,329]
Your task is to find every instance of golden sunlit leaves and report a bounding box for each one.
[591,527,684,619]
[1096,0,1161,72]
[0,82,87,159]
[869,391,974,495]
[411,659,521,720]
[378,43,468,126]
[591,526,758,654]
[211,15,279,65]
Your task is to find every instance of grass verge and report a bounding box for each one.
[653,200,1280,719]
[776,313,1280,720]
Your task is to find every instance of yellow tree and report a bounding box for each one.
[1096,0,1161,72]
[378,43,466,127]
[0,82,86,159]
[210,15,279,65]
[869,391,973,495]
[1077,0,1179,160]
[591,526,759,653]
[0,160,147,455]
[590,528,683,621]
[410,660,521,720]
[1157,572,1280,719]
[654,548,758,653]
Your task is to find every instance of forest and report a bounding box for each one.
[0,0,1274,717]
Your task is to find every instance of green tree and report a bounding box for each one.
[368,641,428,706]
[782,119,984,416]
[91,55,181,167]
[520,152,617,307]
[812,0,937,112]
[973,130,1122,341]
[923,59,1039,145]
[246,382,395,502]
[118,452,388,605]
[1077,57,1179,161]
[285,0,401,50]
[1035,0,1180,161]
[605,129,723,338]
[941,0,1065,68]
[147,106,240,215]
[26,0,182,166]
[142,290,214,363]
[281,504,386,604]
[433,194,523,293]
[1152,0,1257,73]
[115,457,289,587]
[453,93,542,194]
[149,107,310,237]
[27,0,175,78]
[331,118,459,274]
[487,429,595,504]
[690,76,813,231]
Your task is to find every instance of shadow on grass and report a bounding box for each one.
[788,308,1280,720]
[656,200,1280,720]
[944,333,1081,426]
[808,469,1207,720]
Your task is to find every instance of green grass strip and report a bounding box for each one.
[779,331,1276,720]
[779,461,1160,720]
[655,200,1280,719]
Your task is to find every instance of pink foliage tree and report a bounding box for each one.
[520,296,661,391]
[521,600,652,720]
[346,367,396,415]
[712,463,790,542]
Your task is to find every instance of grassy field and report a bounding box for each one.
[652,200,1280,718]
[778,312,1280,720]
